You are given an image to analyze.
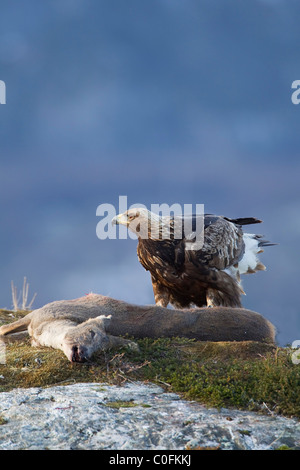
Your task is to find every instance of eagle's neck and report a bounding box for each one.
[141,212,176,241]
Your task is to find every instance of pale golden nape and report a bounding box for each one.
[112,208,163,239]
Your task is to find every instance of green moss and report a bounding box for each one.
[238,429,251,436]
[104,400,151,409]
[122,337,300,418]
[1,311,300,418]
[0,415,8,425]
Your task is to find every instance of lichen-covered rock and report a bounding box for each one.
[0,382,299,450]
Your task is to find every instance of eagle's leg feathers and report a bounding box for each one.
[155,297,169,308]
[206,288,242,308]
[151,276,170,308]
[205,268,244,308]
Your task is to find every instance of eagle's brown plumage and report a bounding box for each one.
[112,208,275,308]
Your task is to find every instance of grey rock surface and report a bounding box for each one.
[0,382,299,450]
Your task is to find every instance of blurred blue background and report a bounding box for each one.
[0,0,299,346]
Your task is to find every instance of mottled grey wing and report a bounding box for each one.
[182,215,245,270]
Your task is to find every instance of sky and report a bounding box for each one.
[0,0,300,346]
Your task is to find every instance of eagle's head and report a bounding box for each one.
[112,208,147,226]
[112,208,161,239]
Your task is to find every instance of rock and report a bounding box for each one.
[0,382,299,450]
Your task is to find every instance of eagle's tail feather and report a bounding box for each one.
[224,217,263,225]
[258,240,277,247]
[238,233,277,276]
[254,234,278,247]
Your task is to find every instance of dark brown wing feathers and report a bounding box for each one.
[137,214,248,308]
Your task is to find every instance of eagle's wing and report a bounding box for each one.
[137,237,189,307]
[137,215,248,308]
[137,238,177,271]
[178,214,245,270]
[139,214,246,272]
[136,212,268,309]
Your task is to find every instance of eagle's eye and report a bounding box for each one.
[127,211,139,221]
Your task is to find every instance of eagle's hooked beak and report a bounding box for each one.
[111,215,120,226]
[111,213,127,226]
[111,210,142,230]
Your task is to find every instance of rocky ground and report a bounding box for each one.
[0,381,299,450]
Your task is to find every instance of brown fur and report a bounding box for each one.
[0,293,276,362]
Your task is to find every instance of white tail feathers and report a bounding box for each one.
[238,233,266,275]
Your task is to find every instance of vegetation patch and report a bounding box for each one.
[1,310,300,419]
[104,400,151,409]
[0,415,8,425]
[0,309,28,323]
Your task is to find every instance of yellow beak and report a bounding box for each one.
[111,213,127,226]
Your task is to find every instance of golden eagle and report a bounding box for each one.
[112,208,275,308]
